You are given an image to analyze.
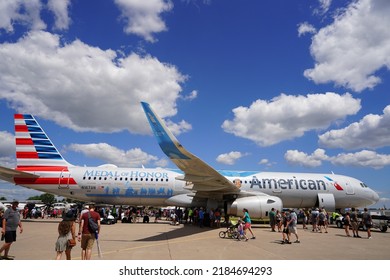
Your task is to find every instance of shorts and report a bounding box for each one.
[244,223,251,230]
[283,228,289,234]
[318,220,325,226]
[288,226,297,234]
[4,231,17,243]
[81,233,96,250]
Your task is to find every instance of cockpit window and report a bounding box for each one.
[360,182,369,188]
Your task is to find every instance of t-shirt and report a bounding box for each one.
[289,212,297,227]
[243,212,251,223]
[80,210,100,234]
[4,208,20,231]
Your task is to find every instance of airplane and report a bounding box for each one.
[0,103,380,218]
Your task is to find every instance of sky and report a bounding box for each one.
[0,0,389,208]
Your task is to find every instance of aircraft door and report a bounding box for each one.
[317,193,335,212]
[59,169,70,189]
[345,181,355,195]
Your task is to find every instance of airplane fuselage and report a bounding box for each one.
[14,166,379,210]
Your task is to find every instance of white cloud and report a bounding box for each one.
[115,0,173,42]
[314,0,332,15]
[47,0,71,30]
[67,143,164,168]
[0,31,188,135]
[285,149,329,168]
[0,131,15,158]
[0,0,47,32]
[216,151,247,165]
[297,22,316,37]
[181,90,198,101]
[332,150,390,169]
[304,0,390,92]
[285,149,390,169]
[165,119,192,136]
[319,105,390,149]
[222,92,361,146]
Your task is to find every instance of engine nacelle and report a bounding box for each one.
[227,195,283,219]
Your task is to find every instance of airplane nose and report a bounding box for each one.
[372,190,380,203]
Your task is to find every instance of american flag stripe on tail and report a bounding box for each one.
[15,114,71,169]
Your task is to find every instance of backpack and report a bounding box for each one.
[87,211,99,233]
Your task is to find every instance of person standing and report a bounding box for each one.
[269,208,276,232]
[78,204,101,260]
[362,208,373,239]
[242,208,256,239]
[0,201,23,260]
[344,212,351,237]
[350,207,361,238]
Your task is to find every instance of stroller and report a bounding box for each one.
[219,221,238,239]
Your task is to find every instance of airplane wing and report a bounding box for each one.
[0,166,39,184]
[141,102,239,194]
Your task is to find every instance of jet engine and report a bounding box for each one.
[227,195,283,219]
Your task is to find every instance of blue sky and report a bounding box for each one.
[0,0,389,208]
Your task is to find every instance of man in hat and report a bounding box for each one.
[0,201,23,259]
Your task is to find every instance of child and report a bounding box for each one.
[55,211,76,260]
[237,219,248,241]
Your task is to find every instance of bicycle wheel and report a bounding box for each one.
[219,231,226,238]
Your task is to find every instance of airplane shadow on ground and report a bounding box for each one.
[134,223,216,242]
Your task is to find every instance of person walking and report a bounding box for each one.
[0,201,23,260]
[242,208,256,239]
[287,209,300,243]
[78,204,101,260]
[55,210,76,260]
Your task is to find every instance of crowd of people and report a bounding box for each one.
[0,201,377,260]
[267,207,374,244]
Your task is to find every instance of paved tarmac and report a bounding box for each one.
[3,218,390,260]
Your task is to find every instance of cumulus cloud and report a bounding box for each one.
[216,151,247,165]
[0,31,189,135]
[285,149,329,168]
[222,92,361,146]
[285,149,390,169]
[319,105,390,149]
[297,22,316,37]
[0,0,71,32]
[115,0,173,42]
[0,131,16,168]
[47,0,71,30]
[67,143,167,168]
[304,0,390,92]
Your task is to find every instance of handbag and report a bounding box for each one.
[67,239,76,247]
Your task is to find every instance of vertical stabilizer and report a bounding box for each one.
[14,114,72,169]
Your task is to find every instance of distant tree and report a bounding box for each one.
[0,197,7,201]
[27,193,56,204]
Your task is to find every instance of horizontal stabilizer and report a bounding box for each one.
[0,166,39,183]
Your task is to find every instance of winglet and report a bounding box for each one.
[141,102,190,160]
